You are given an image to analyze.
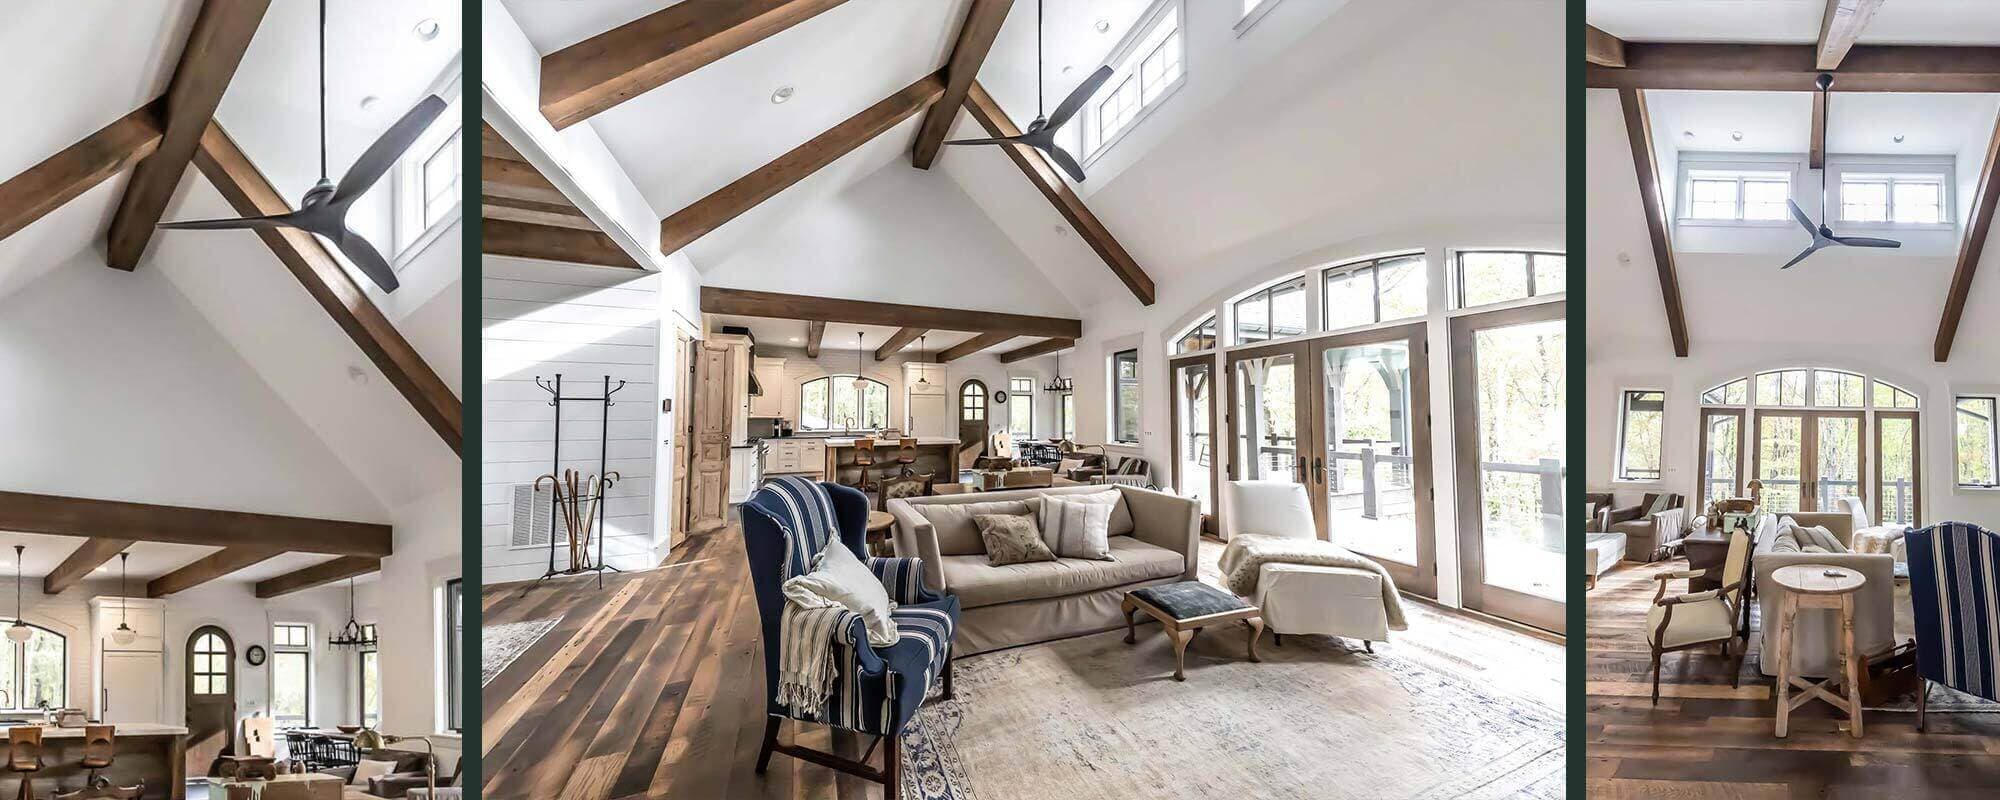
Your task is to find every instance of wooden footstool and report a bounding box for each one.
[1122,581,1263,681]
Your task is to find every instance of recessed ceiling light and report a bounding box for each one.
[1061,65,1074,75]
[1053,224,1068,235]
[1681,130,1695,140]
[413,19,441,41]
[1730,130,1744,142]
[359,95,379,111]
[771,86,795,104]
[1095,19,1111,33]
[1894,134,1907,144]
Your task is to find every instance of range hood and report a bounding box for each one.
[721,325,763,396]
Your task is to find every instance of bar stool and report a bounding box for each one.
[9,726,43,800]
[896,438,919,474]
[850,440,878,491]
[79,726,112,786]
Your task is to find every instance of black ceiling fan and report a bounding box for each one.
[158,0,445,293]
[1781,73,1901,269]
[943,0,1110,182]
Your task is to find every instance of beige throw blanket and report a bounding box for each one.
[775,580,854,718]
[1219,534,1409,631]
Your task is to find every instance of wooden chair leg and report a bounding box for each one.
[1651,649,1663,705]
[1274,632,1283,647]
[882,731,900,800]
[1169,628,1193,681]
[1917,680,1929,732]
[941,657,954,701]
[1363,640,1374,653]
[755,716,781,773]
[1245,618,1263,662]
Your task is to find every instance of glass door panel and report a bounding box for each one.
[1814,415,1863,511]
[1756,414,1805,513]
[1322,342,1416,564]
[1699,410,1743,511]
[1231,351,1303,485]
[1876,413,1919,526]
[1170,358,1217,520]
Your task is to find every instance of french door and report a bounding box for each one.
[1698,409,1745,512]
[1753,410,1863,514]
[1168,355,1220,530]
[1451,301,1564,633]
[1874,411,1920,526]
[1225,323,1436,598]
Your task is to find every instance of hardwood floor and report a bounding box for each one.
[482,529,1563,799]
[1587,558,2000,798]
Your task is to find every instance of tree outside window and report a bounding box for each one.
[1009,378,1034,438]
[799,376,890,432]
[1958,397,1998,488]
[1113,350,1140,443]
[270,623,311,729]
[1617,390,1665,481]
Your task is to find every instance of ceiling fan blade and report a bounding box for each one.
[1043,144,1087,183]
[1779,241,1826,269]
[157,213,300,230]
[331,94,448,207]
[1046,65,1115,131]
[332,229,400,293]
[1786,199,1818,234]
[1830,235,1902,248]
[943,136,1028,147]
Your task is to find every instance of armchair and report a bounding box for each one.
[1906,521,2000,730]
[1584,492,1613,533]
[741,476,960,799]
[1645,527,1751,703]
[1605,493,1685,562]
[1222,481,1392,648]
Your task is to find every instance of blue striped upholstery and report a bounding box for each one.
[1907,522,2000,702]
[742,479,959,737]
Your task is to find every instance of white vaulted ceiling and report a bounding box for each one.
[1589,0,2000,44]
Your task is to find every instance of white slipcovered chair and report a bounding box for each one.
[1223,480,1392,649]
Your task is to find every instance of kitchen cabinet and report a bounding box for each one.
[99,651,164,725]
[762,438,826,479]
[90,597,165,653]
[750,357,785,418]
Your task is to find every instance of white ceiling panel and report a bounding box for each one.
[1589,0,2000,44]
[1643,90,2000,160]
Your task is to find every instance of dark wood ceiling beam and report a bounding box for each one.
[1818,0,1886,70]
[0,491,391,556]
[1936,112,2000,362]
[192,123,463,453]
[540,0,851,130]
[0,105,162,242]
[256,556,380,599]
[1586,43,2000,92]
[1618,88,1690,358]
[937,332,1013,362]
[700,287,1081,339]
[803,321,825,358]
[1585,25,1626,68]
[43,539,134,596]
[482,123,529,163]
[104,0,270,270]
[146,547,280,598]
[911,0,1014,169]
[874,327,927,361]
[660,73,945,255]
[482,156,572,206]
[482,218,640,269]
[1810,87,1828,169]
[481,195,599,231]
[963,81,1156,305]
[999,337,1074,364]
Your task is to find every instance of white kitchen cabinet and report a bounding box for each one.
[760,438,826,479]
[90,597,165,653]
[750,357,785,418]
[99,651,163,724]
[729,447,760,502]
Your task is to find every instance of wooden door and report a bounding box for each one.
[1223,341,1317,532]
[958,380,988,470]
[690,339,735,533]
[186,627,234,777]
[1310,322,1435,598]
[669,332,697,543]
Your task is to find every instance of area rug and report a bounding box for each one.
[482,617,562,686]
[897,628,1563,800]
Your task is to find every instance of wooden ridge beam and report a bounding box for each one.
[1586,43,2000,92]
[937,332,1013,362]
[43,539,133,596]
[105,0,270,270]
[194,123,463,452]
[0,491,391,557]
[1818,0,1886,71]
[540,0,850,130]
[1618,88,1690,358]
[999,337,1074,364]
[963,81,1156,305]
[700,287,1081,339]
[1810,86,1828,170]
[256,556,381,599]
[1936,112,2000,361]
[483,218,639,269]
[660,73,945,255]
[0,105,162,242]
[147,547,280,598]
[911,0,1014,169]
[1585,25,1626,68]
[874,327,927,360]
[804,321,825,358]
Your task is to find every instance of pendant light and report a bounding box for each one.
[329,577,376,649]
[7,547,30,644]
[915,336,930,384]
[111,551,137,646]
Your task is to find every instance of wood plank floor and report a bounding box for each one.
[1587,558,2000,798]
[483,528,1563,799]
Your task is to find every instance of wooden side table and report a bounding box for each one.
[1770,563,1867,738]
[1681,532,1730,593]
[864,511,896,557]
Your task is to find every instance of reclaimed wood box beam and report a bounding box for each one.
[0,105,162,242]
[0,491,391,557]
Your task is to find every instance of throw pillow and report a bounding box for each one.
[1039,495,1115,560]
[1040,488,1135,536]
[1057,458,1085,474]
[351,759,399,786]
[788,536,900,645]
[916,499,1035,555]
[974,513,1055,566]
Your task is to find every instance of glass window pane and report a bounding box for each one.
[1957,397,1998,487]
[1234,292,1269,344]
[1690,179,1738,219]
[1269,278,1307,338]
[1842,179,1888,222]
[1459,253,1530,307]
[1742,180,1790,220]
[1323,267,1373,331]
[1472,319,1565,602]
[23,629,61,709]
[1893,180,1942,224]
[272,652,308,728]
[1531,254,1565,295]
[1376,256,1427,320]
[1113,350,1140,443]
[1617,390,1665,481]
[1701,413,1741,510]
[1878,415,1918,526]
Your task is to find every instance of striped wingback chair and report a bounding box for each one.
[740,476,959,799]
[1906,521,2000,730]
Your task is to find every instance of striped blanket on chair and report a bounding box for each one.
[759,476,864,717]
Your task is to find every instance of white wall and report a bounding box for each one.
[362,484,463,773]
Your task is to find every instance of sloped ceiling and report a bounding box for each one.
[1589,0,2000,44]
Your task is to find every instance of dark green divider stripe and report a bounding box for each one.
[1566,1,1586,796]
[459,3,482,790]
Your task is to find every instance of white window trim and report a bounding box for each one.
[270,622,314,729]
[1614,387,1667,484]
[1955,393,2000,491]
[1674,153,1804,229]
[1450,249,1566,310]
[391,92,464,270]
[1826,155,1956,232]
[1008,376,1036,438]
[1235,0,1282,36]
[1227,273,1311,347]
[1109,348,1141,445]
[1076,0,1188,167]
[1322,251,1429,331]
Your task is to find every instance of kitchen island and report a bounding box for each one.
[0,723,187,799]
[823,437,961,486]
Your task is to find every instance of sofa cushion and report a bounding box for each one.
[940,536,1185,608]
[1026,488,1134,537]
[973,513,1056,566]
[1038,495,1113,560]
[916,499,1036,555]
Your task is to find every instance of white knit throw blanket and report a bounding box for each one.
[1219,534,1410,631]
[775,577,854,718]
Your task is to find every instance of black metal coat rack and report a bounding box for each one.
[533,374,626,588]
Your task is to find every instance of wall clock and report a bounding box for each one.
[993,390,1009,404]
[245,645,266,666]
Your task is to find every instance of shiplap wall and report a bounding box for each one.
[483,256,660,583]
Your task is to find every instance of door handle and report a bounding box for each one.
[102,687,108,713]
[1314,456,1324,484]
[1296,456,1307,484]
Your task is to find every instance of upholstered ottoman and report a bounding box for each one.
[1251,562,1389,648]
[1585,532,1626,588]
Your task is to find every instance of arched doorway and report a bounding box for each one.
[186,626,235,777]
[959,379,989,471]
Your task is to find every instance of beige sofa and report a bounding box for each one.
[1752,511,1898,678]
[888,484,1199,655]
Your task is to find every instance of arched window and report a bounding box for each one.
[1696,367,1920,525]
[1173,314,1218,354]
[191,629,230,695]
[961,380,988,422]
[0,622,65,711]
[799,376,889,432]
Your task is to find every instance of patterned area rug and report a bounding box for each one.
[896,628,1563,799]
[482,617,562,686]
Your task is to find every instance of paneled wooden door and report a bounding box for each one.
[186,626,234,778]
[689,338,735,534]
